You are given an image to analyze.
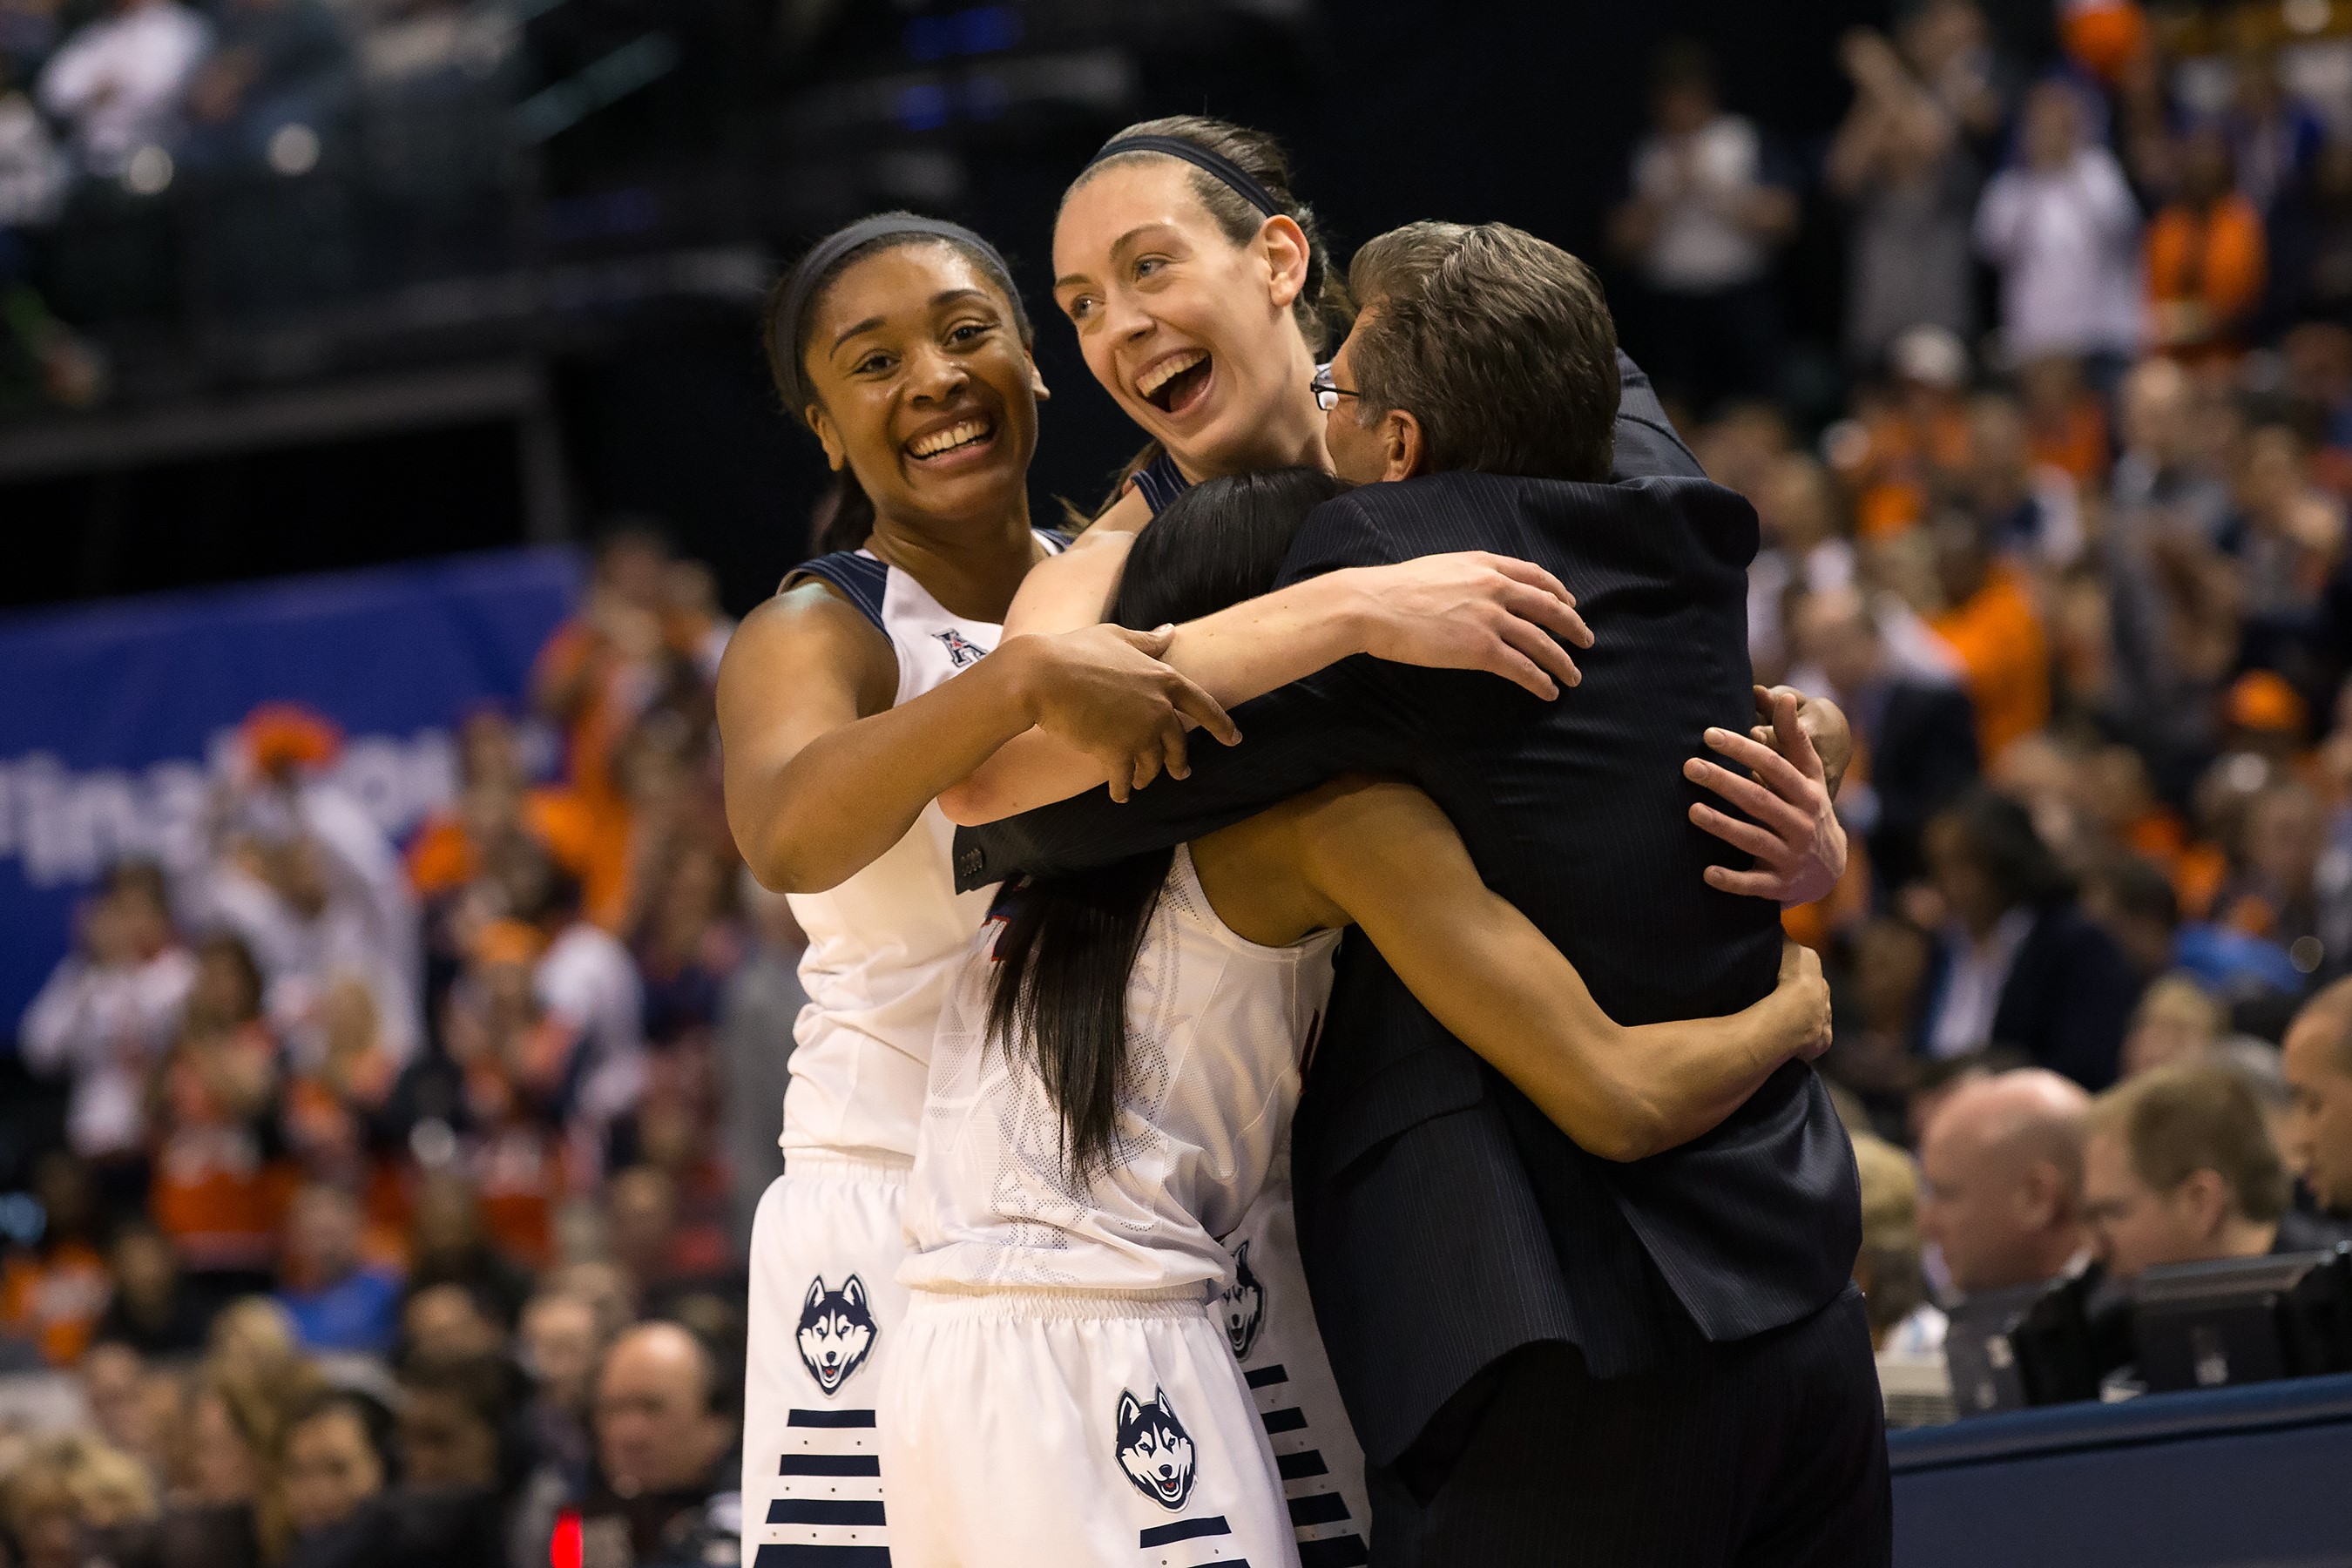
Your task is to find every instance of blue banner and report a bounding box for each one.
[0,547,583,1036]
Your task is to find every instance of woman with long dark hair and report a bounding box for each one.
[879,470,1835,1567]
[930,118,1855,1551]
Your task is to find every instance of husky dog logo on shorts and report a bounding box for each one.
[935,627,984,668]
[1220,1240,1266,1360]
[1114,1388,1197,1511]
[795,1275,875,1395]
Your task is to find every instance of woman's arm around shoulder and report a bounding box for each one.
[1272,778,1832,1161]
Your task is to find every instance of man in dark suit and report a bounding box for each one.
[1793,583,1980,889]
[955,223,1886,1565]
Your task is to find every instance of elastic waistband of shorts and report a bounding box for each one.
[783,1151,911,1184]
[906,1284,1213,1321]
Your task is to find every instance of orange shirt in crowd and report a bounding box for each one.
[2028,395,2110,487]
[407,788,616,921]
[1854,401,1973,541]
[1930,565,2051,763]
[151,1025,296,1274]
[0,1240,112,1365]
[2146,196,2267,359]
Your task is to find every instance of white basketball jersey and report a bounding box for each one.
[901,844,1342,1294]
[779,539,1053,1164]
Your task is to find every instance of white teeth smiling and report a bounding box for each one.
[1137,349,1207,402]
[909,418,991,459]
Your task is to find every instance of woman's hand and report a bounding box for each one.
[1758,942,1835,1069]
[1342,551,1594,700]
[1684,686,1848,906]
[1005,625,1241,802]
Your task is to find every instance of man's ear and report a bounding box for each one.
[1258,214,1311,314]
[1380,409,1428,483]
[1029,352,1051,402]
[2175,1168,2231,1240]
[808,404,846,473]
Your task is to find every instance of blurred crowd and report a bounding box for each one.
[2,528,795,1568]
[0,0,524,409]
[1615,0,2352,1388]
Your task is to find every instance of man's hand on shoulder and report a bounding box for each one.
[1682,686,1848,907]
[1338,551,1594,700]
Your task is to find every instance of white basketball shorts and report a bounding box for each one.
[1219,1173,1372,1566]
[742,1154,909,1567]
[879,1288,1301,1568]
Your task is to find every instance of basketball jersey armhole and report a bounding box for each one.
[781,550,888,632]
[1131,452,1190,517]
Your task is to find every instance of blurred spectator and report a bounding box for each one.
[565,1321,738,1568]
[2119,972,2226,1078]
[526,873,646,1181]
[404,1170,533,1335]
[1959,392,2081,567]
[2082,853,2183,980]
[1851,1133,1943,1355]
[1,1151,112,1366]
[2146,125,2267,362]
[2281,976,2352,1219]
[195,704,422,1066]
[150,933,292,1294]
[632,844,740,1051]
[2016,354,2107,488]
[432,920,584,1274]
[530,527,693,929]
[2208,776,2349,975]
[517,1290,600,1484]
[1747,454,1856,685]
[2081,1059,2341,1281]
[280,1389,388,1545]
[395,1349,510,1488]
[2222,422,2344,686]
[1828,25,1977,370]
[400,1281,505,1364]
[20,861,193,1199]
[3,1430,159,1568]
[604,1167,689,1309]
[1918,1067,2092,1295]
[546,1260,633,1348]
[402,1171,530,1330]
[180,0,351,171]
[2265,137,2352,329]
[78,1339,178,1484]
[33,0,210,177]
[1975,77,2142,378]
[187,1347,322,1566]
[2104,356,2235,781]
[274,1185,399,1355]
[90,1220,206,1357]
[1919,790,2142,1087]
[2225,49,2322,220]
[1927,510,2051,762]
[1606,40,1797,409]
[1794,585,1979,889]
[718,881,803,1254]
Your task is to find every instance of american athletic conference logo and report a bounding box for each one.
[795,1275,876,1395]
[935,627,985,668]
[1114,1388,1198,1510]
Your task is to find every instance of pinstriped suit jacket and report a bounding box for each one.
[954,358,1862,1466]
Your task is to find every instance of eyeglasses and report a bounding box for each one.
[1310,364,1361,413]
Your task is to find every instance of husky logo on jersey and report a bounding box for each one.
[934,627,985,668]
[1220,1240,1267,1359]
[1114,1388,1197,1511]
[795,1275,875,1395]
